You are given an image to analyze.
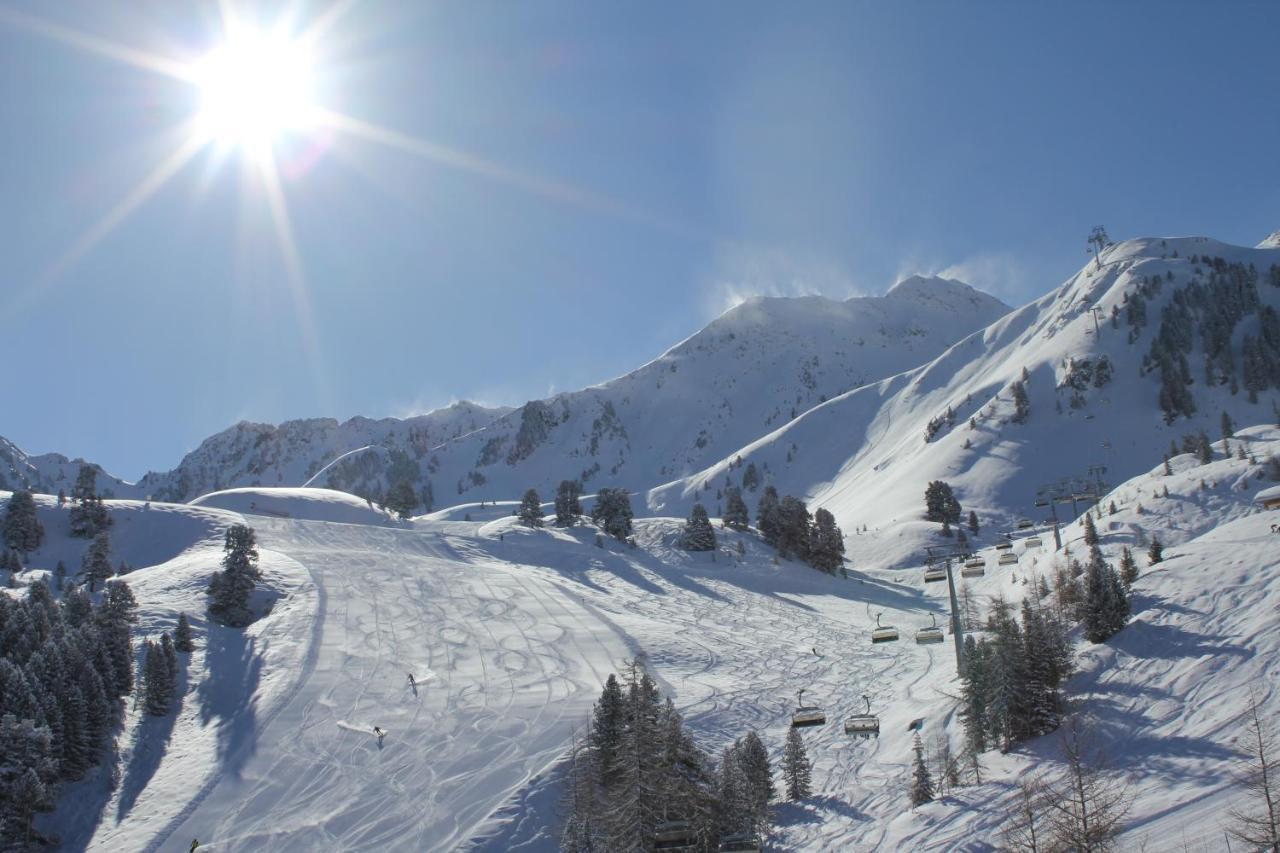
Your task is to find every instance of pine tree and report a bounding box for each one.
[560,728,601,853]
[755,486,781,546]
[910,732,935,806]
[808,508,845,573]
[517,489,544,527]
[142,640,172,715]
[741,462,760,492]
[591,489,634,541]
[68,464,111,539]
[924,481,962,524]
[208,524,262,627]
[1082,547,1129,643]
[554,480,583,527]
[1197,431,1214,464]
[81,531,114,592]
[774,496,811,560]
[1147,536,1164,565]
[1118,547,1138,587]
[1082,513,1098,547]
[680,504,716,552]
[1222,410,1236,440]
[384,479,418,520]
[1011,380,1031,424]
[781,728,811,800]
[968,510,980,535]
[2,490,44,554]
[735,730,773,834]
[174,612,195,653]
[590,674,625,787]
[722,488,749,532]
[96,581,138,698]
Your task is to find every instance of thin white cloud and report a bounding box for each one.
[895,250,1032,304]
[704,244,870,318]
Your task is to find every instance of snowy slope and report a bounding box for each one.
[649,236,1280,572]
[190,486,401,526]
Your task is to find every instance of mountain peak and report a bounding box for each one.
[1258,229,1280,249]
[885,274,1009,312]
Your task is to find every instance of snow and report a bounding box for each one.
[189,486,400,526]
[1254,483,1280,504]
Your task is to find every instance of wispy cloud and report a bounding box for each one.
[704,244,870,318]
[894,250,1032,304]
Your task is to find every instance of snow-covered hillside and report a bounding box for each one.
[651,236,1280,572]
[0,436,145,500]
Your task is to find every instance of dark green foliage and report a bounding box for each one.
[1147,536,1164,565]
[3,490,44,554]
[924,481,962,524]
[554,480,583,527]
[782,728,811,801]
[680,504,716,552]
[1083,547,1130,643]
[81,531,113,592]
[384,479,418,520]
[174,612,195,653]
[910,733,934,806]
[808,509,845,573]
[517,489,544,527]
[591,488,634,541]
[741,463,760,492]
[774,496,811,560]
[755,486,780,546]
[1118,547,1138,587]
[722,488,749,532]
[967,510,980,535]
[1010,380,1031,424]
[68,465,111,539]
[1082,513,1098,547]
[208,524,262,627]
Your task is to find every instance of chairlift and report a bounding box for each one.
[1034,498,1049,508]
[844,694,880,738]
[998,552,1018,566]
[718,832,762,852]
[1025,536,1043,549]
[961,558,985,578]
[654,820,696,851]
[1016,517,1033,529]
[916,614,944,645]
[871,612,900,644]
[923,565,947,583]
[791,689,826,728]
[994,541,1013,551]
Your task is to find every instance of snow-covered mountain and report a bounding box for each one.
[650,235,1280,570]
[0,435,144,499]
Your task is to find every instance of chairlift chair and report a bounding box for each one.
[654,820,696,851]
[994,541,1013,551]
[916,614,944,645]
[998,552,1019,566]
[844,694,881,739]
[791,689,826,728]
[718,832,762,852]
[1017,517,1033,529]
[1025,536,1043,549]
[871,612,900,644]
[961,559,985,578]
[923,565,947,583]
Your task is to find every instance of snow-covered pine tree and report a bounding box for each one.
[735,730,773,835]
[174,612,195,653]
[2,490,44,554]
[722,487,749,532]
[680,503,716,552]
[81,531,113,592]
[968,510,980,535]
[554,480,583,527]
[1010,379,1031,424]
[755,486,781,546]
[96,580,138,698]
[68,464,111,538]
[142,640,171,715]
[717,744,752,838]
[517,488,544,527]
[808,508,845,573]
[559,728,601,853]
[781,728,811,800]
[910,733,935,806]
[590,674,625,788]
[605,664,664,851]
[924,481,962,524]
[207,523,262,627]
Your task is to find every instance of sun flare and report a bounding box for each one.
[191,28,317,151]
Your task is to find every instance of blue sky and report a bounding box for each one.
[1,1,1277,480]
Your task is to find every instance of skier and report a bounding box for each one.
[407,673,416,688]
[189,841,200,853]
[373,725,384,737]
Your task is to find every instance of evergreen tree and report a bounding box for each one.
[1118,547,1138,587]
[967,510,980,535]
[560,729,601,853]
[68,465,110,539]
[590,489,634,541]
[1082,513,1099,547]
[384,479,418,520]
[959,636,989,782]
[142,640,173,716]
[910,733,935,806]
[741,462,760,492]
[1147,536,1164,565]
[96,581,138,698]
[207,524,261,627]
[81,531,113,592]
[774,496,811,560]
[734,730,773,834]
[781,728,811,800]
[1221,410,1236,440]
[590,674,625,788]
[554,480,583,527]
[1197,431,1214,464]
[722,488,749,532]
[1010,380,1031,424]
[680,504,716,552]
[1082,547,1129,643]
[174,612,195,653]
[755,486,781,546]
[924,481,962,524]
[808,508,845,573]
[517,489,544,527]
[2,490,44,554]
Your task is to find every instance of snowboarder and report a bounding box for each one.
[373,725,384,737]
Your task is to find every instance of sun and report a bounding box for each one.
[191,28,317,152]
